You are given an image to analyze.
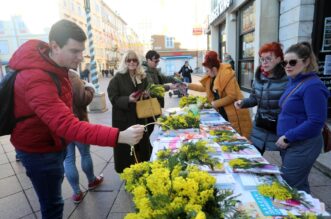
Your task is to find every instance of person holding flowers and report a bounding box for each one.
[185,51,252,138]
[107,50,153,173]
[276,42,329,193]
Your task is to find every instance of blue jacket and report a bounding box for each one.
[277,72,329,142]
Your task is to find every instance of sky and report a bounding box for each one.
[0,0,59,33]
[0,0,210,50]
[105,0,210,49]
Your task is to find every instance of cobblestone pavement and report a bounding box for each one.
[0,75,330,218]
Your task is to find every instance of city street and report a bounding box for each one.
[0,75,331,219]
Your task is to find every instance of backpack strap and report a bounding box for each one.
[15,71,62,122]
[45,71,62,96]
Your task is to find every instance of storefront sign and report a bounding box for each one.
[209,0,232,24]
[322,17,331,52]
[193,27,203,35]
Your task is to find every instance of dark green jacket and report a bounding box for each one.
[142,62,177,107]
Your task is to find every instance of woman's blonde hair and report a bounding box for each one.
[116,50,146,79]
[285,42,318,73]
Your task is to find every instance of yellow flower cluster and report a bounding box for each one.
[179,95,211,109]
[229,158,249,168]
[120,161,216,219]
[257,182,293,200]
[158,111,200,130]
[286,212,318,219]
[157,140,222,172]
[221,145,249,152]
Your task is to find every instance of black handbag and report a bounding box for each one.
[255,112,277,133]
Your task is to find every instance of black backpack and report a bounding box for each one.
[0,70,62,136]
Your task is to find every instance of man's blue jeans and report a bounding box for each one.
[64,142,95,195]
[16,149,66,219]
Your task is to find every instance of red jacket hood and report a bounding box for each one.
[9,39,68,77]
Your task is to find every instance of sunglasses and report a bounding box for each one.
[281,59,303,67]
[126,58,138,63]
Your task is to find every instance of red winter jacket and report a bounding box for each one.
[8,40,119,153]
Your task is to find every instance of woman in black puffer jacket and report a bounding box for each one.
[235,42,288,154]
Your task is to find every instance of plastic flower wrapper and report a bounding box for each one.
[156,140,223,171]
[228,157,266,169]
[221,144,250,152]
[257,181,313,210]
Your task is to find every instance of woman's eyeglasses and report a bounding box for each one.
[126,58,138,63]
[259,56,273,63]
[281,59,302,67]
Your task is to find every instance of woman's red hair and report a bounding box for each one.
[259,42,284,60]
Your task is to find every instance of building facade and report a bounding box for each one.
[152,34,205,76]
[0,0,143,75]
[208,0,331,91]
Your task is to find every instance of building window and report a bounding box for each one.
[0,21,5,34]
[0,40,9,55]
[165,36,174,48]
[219,23,226,62]
[238,1,255,91]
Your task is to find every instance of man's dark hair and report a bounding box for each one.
[49,19,87,48]
[145,50,160,60]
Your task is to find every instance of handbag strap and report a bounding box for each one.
[280,77,313,108]
[139,93,158,122]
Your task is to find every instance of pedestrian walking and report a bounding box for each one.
[64,69,104,204]
[178,60,193,83]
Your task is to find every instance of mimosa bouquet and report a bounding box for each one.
[179,95,212,109]
[157,111,200,130]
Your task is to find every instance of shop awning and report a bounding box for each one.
[161,56,192,60]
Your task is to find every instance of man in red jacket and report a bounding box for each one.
[9,19,144,219]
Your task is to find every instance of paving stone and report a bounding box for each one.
[63,195,79,219]
[0,153,8,165]
[0,175,22,198]
[309,167,331,186]
[70,191,116,219]
[10,160,26,174]
[110,189,135,213]
[25,188,41,212]
[100,163,123,191]
[0,192,32,219]
[92,147,113,162]
[311,185,331,213]
[107,212,127,219]
[6,150,17,162]
[2,143,15,153]
[17,172,33,190]
[0,163,14,179]
[0,145,4,154]
[20,212,38,219]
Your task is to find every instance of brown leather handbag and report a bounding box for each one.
[136,95,161,119]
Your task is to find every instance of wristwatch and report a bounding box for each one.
[283,137,289,144]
